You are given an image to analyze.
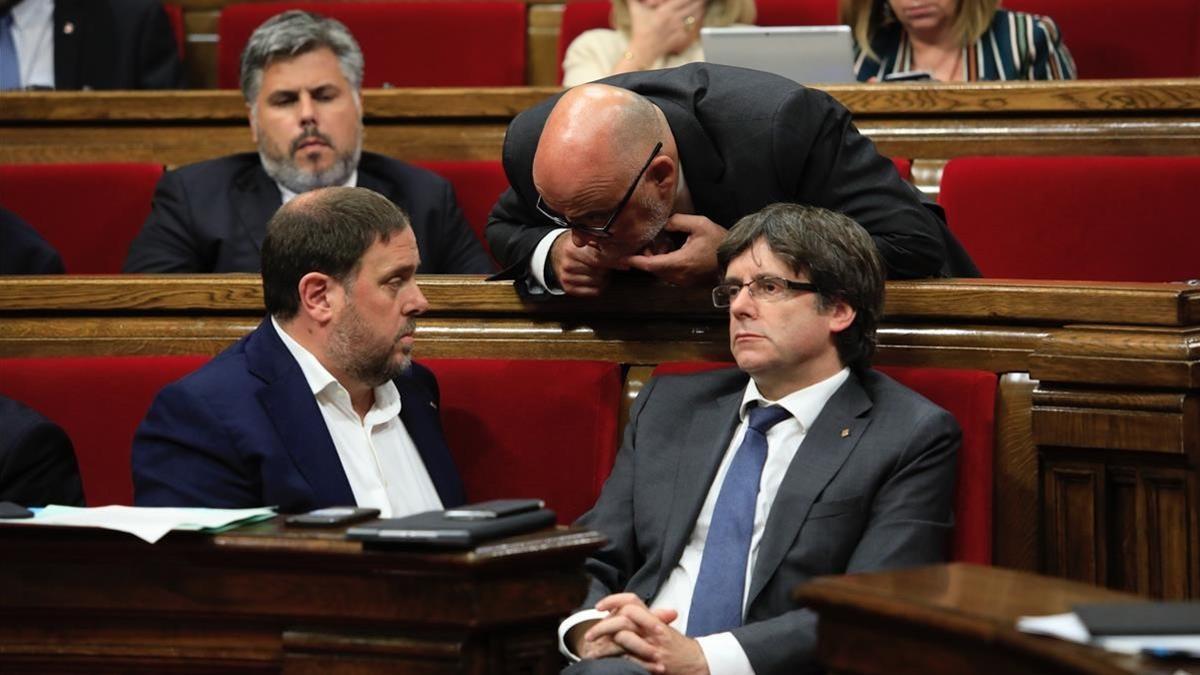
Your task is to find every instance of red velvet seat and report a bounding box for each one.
[1003,0,1200,78]
[163,3,186,60]
[413,160,509,258]
[557,0,839,83]
[217,2,527,89]
[423,359,623,523]
[0,355,211,506]
[652,361,996,564]
[939,156,1200,282]
[0,163,163,274]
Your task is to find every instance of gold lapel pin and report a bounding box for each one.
[63,22,75,35]
[840,428,850,438]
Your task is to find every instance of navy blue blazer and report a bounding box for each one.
[0,395,84,507]
[123,152,494,275]
[0,206,64,275]
[54,0,185,90]
[132,319,465,512]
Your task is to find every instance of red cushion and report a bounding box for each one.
[0,163,163,274]
[0,356,211,506]
[940,156,1200,282]
[422,359,623,523]
[218,2,527,89]
[163,3,186,60]
[1003,0,1200,78]
[890,157,912,181]
[875,366,995,565]
[652,361,996,565]
[413,160,509,259]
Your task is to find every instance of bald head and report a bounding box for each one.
[533,84,670,210]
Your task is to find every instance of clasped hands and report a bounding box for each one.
[550,213,725,297]
[569,593,709,675]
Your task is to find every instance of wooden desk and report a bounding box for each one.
[0,518,604,674]
[797,563,1199,675]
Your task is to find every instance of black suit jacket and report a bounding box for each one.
[0,395,84,507]
[54,0,184,90]
[0,206,64,275]
[580,367,959,673]
[486,63,978,285]
[123,152,494,274]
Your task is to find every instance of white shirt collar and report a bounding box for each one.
[276,169,359,205]
[269,315,401,422]
[739,367,851,434]
[10,0,53,29]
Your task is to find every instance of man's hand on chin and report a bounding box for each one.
[622,214,724,287]
[550,231,613,297]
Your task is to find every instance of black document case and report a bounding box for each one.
[346,507,557,548]
[1075,602,1200,636]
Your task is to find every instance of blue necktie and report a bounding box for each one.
[0,13,19,91]
[687,403,792,637]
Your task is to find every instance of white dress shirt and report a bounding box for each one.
[271,317,443,518]
[559,367,851,675]
[8,0,55,90]
[276,170,358,205]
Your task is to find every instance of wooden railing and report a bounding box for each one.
[1,275,1197,598]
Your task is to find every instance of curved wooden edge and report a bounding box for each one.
[3,81,1198,121]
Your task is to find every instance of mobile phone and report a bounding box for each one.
[285,506,381,527]
[443,498,545,521]
[883,70,933,82]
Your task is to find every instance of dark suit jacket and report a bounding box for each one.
[54,0,184,90]
[123,152,494,275]
[131,318,466,512]
[486,63,978,286]
[578,367,959,674]
[0,395,84,507]
[0,206,64,275]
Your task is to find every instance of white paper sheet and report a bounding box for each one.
[10,504,276,543]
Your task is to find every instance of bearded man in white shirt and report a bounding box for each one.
[559,203,960,675]
[132,186,464,516]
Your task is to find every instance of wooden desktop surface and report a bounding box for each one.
[797,563,1200,675]
[0,518,605,673]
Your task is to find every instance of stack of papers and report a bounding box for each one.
[10,505,276,544]
[1019,602,1200,658]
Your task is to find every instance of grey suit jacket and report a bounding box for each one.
[577,367,960,674]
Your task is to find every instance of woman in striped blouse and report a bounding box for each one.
[843,0,1077,81]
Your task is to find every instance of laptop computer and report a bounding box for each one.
[700,25,856,84]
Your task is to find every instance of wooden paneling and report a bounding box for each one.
[4,81,1199,166]
[993,374,1038,571]
[1043,462,1105,585]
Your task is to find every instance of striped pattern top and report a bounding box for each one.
[854,9,1077,81]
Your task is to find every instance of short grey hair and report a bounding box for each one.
[239,10,364,105]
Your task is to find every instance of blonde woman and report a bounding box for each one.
[562,0,756,87]
[842,0,1076,81]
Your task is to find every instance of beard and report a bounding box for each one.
[593,193,673,265]
[258,124,362,194]
[328,303,415,389]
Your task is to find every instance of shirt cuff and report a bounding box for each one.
[558,608,608,662]
[696,632,755,675]
[530,228,568,295]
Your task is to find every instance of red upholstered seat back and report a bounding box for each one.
[163,3,186,60]
[652,361,996,564]
[217,2,527,89]
[0,355,211,506]
[413,160,509,258]
[557,0,839,83]
[0,163,162,274]
[891,157,912,182]
[939,156,1200,282]
[1003,0,1200,78]
[422,359,623,523]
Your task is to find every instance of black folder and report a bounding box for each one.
[345,507,556,549]
[1074,602,1200,636]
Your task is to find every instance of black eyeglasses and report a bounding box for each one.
[712,275,820,307]
[535,141,663,239]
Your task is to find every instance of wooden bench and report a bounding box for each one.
[1,275,1197,599]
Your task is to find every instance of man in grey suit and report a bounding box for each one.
[560,203,960,674]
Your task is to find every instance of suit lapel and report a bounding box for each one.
[232,165,283,256]
[654,386,743,592]
[746,373,874,608]
[246,319,355,505]
[652,96,741,228]
[396,377,465,507]
[52,0,84,89]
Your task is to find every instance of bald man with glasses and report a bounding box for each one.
[558,203,959,675]
[485,63,978,298]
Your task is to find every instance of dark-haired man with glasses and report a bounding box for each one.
[486,63,978,298]
[559,203,959,675]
